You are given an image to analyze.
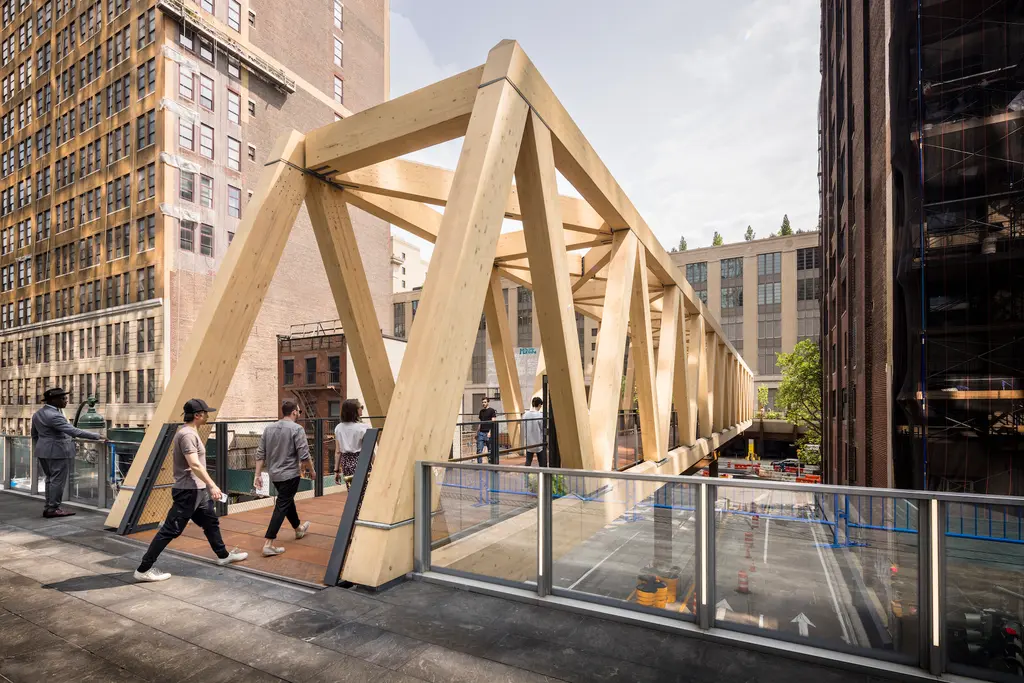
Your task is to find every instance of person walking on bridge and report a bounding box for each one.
[256,400,315,557]
[523,397,546,467]
[32,387,103,518]
[134,399,247,582]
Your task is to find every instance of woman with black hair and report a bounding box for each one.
[334,398,369,488]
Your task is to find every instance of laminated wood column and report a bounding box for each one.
[341,61,530,587]
[306,181,394,428]
[516,111,593,469]
[588,230,637,471]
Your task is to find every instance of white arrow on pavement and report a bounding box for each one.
[792,613,815,637]
[716,599,733,621]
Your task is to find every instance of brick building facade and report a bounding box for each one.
[0,0,391,432]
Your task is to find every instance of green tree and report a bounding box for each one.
[776,339,822,447]
[779,214,793,236]
[757,385,769,413]
[744,225,755,241]
[711,231,724,246]
[677,235,687,252]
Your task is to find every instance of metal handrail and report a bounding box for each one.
[421,460,1024,506]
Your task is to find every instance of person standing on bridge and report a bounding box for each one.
[256,400,316,557]
[523,397,546,467]
[134,399,247,582]
[334,399,369,488]
[476,397,497,461]
[31,387,104,518]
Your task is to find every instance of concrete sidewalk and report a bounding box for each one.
[0,491,895,682]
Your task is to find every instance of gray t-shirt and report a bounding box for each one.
[172,425,206,490]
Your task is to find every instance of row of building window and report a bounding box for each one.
[0,264,155,329]
[0,316,156,368]
[0,368,158,407]
[281,356,342,386]
[178,119,249,170]
[0,5,155,106]
[179,170,241,216]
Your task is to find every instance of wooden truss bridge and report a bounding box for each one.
[105,40,753,587]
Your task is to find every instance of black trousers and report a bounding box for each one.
[37,457,69,511]
[138,488,227,572]
[525,451,548,467]
[265,476,301,540]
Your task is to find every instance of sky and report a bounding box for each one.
[389,0,821,256]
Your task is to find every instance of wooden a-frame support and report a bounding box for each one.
[105,40,755,588]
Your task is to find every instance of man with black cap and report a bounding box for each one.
[134,398,247,582]
[32,387,104,518]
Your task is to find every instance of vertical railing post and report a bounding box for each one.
[214,421,229,515]
[97,443,108,509]
[29,438,38,495]
[695,481,716,629]
[541,374,549,463]
[314,419,325,497]
[537,470,552,597]
[921,497,945,675]
[414,461,429,573]
[1,436,7,490]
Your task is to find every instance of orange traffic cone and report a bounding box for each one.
[737,570,750,594]
[749,562,756,574]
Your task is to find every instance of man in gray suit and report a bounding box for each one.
[31,387,103,518]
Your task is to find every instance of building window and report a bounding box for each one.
[757,282,782,306]
[796,247,821,271]
[199,74,214,110]
[685,262,707,284]
[199,124,214,158]
[333,76,343,104]
[198,37,214,64]
[283,359,294,385]
[179,220,195,251]
[180,171,194,202]
[334,0,343,29]
[247,144,256,161]
[178,120,194,150]
[200,0,214,12]
[227,58,241,79]
[721,257,742,280]
[228,185,241,217]
[227,90,240,124]
[328,355,341,383]
[199,175,213,208]
[248,99,256,116]
[147,369,156,403]
[227,0,241,31]
[721,286,743,310]
[334,37,343,67]
[393,302,405,338]
[227,136,240,170]
[757,252,782,276]
[517,288,533,347]
[178,68,193,100]
[248,9,255,26]
[305,357,316,385]
[199,224,214,256]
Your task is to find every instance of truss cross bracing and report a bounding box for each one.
[104,41,753,587]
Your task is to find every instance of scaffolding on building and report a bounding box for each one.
[894,0,1024,494]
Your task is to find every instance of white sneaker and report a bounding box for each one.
[295,521,310,540]
[134,568,171,582]
[262,545,285,557]
[217,548,248,566]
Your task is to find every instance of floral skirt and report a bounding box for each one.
[341,452,361,477]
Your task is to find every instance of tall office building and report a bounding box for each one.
[0,0,391,432]
[820,1,1023,493]
[671,232,822,409]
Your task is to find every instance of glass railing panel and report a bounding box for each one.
[68,440,104,506]
[428,465,538,586]
[945,501,1024,681]
[551,474,697,620]
[713,486,919,663]
[9,437,32,490]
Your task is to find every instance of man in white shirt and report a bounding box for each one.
[522,397,546,467]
